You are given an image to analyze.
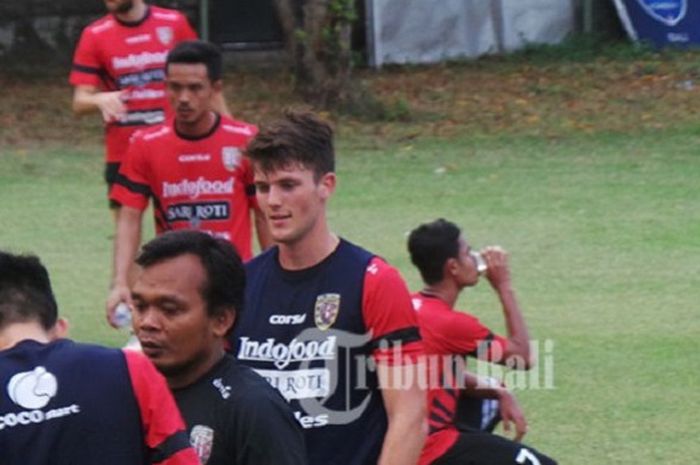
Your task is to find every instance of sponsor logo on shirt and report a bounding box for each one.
[117,69,166,88]
[314,293,340,331]
[178,153,211,163]
[222,124,255,136]
[212,378,231,399]
[255,368,330,401]
[190,425,214,465]
[128,88,165,101]
[156,26,174,45]
[293,411,330,429]
[0,367,80,431]
[113,51,168,70]
[114,110,165,127]
[125,33,151,45]
[166,201,230,222]
[269,314,307,325]
[162,177,235,199]
[237,336,337,369]
[221,147,241,172]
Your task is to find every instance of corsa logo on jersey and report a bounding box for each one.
[162,177,234,200]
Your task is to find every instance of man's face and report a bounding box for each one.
[131,254,231,381]
[453,236,480,287]
[104,0,134,14]
[253,164,335,245]
[166,63,219,128]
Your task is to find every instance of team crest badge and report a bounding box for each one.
[190,425,214,464]
[156,26,174,45]
[314,293,340,330]
[635,0,686,26]
[221,147,242,172]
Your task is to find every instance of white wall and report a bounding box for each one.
[367,0,576,67]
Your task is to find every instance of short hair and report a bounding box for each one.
[246,109,335,180]
[166,40,223,82]
[135,231,245,331]
[407,219,462,285]
[0,251,58,331]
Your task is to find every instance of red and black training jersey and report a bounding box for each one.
[0,339,198,465]
[232,239,423,465]
[69,6,197,163]
[110,114,258,260]
[411,293,508,465]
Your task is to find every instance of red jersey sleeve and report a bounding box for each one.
[110,134,151,210]
[123,350,200,465]
[439,312,509,361]
[362,257,424,365]
[175,13,198,42]
[69,28,102,87]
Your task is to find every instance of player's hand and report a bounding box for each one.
[497,387,527,442]
[483,246,511,291]
[95,91,127,123]
[106,284,132,329]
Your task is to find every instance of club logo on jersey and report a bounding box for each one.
[156,26,174,45]
[8,366,57,410]
[314,293,340,330]
[221,147,242,172]
[635,0,686,26]
[190,425,214,465]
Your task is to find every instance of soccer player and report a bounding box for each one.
[0,250,198,465]
[130,230,307,465]
[407,218,556,465]
[231,110,427,465]
[70,0,200,210]
[107,40,269,326]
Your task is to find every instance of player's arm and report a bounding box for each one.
[108,206,143,326]
[377,363,427,465]
[72,84,126,122]
[482,246,532,369]
[461,372,527,441]
[123,351,200,465]
[363,259,427,465]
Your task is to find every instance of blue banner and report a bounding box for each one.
[614,0,700,46]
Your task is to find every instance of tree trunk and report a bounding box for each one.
[273,0,356,108]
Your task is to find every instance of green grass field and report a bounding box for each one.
[2,42,700,463]
[1,127,697,464]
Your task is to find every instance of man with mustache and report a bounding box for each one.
[130,230,306,465]
[108,40,270,327]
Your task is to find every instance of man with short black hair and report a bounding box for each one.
[0,250,198,465]
[108,40,270,326]
[407,218,556,465]
[131,230,306,465]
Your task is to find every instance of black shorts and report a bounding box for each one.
[454,395,501,432]
[432,429,557,465]
[105,162,122,209]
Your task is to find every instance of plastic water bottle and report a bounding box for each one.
[113,302,132,328]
